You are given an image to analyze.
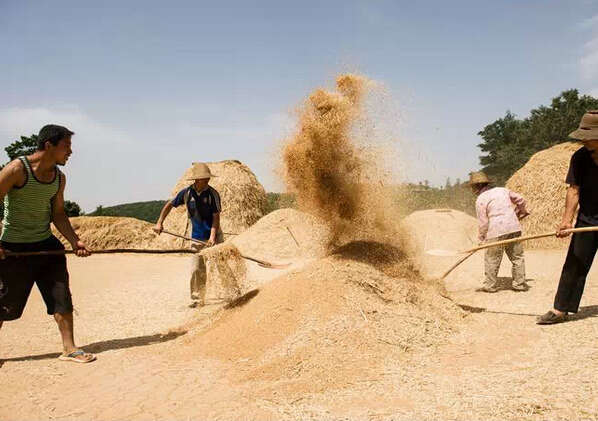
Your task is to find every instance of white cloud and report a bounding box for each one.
[0,107,294,210]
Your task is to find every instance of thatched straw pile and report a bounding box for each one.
[165,160,268,242]
[52,216,177,250]
[401,209,478,280]
[506,142,582,249]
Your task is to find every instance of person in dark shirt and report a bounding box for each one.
[154,162,222,307]
[538,110,598,324]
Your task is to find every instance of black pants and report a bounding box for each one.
[554,220,598,313]
[0,235,72,321]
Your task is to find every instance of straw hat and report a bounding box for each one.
[186,162,216,180]
[468,171,491,185]
[569,110,598,141]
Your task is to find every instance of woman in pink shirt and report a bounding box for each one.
[470,171,530,293]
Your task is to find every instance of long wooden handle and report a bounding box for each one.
[440,251,476,280]
[161,229,208,245]
[440,226,598,280]
[463,226,598,254]
[159,229,286,269]
[5,249,196,257]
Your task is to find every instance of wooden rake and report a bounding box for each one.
[427,226,598,280]
[159,229,292,269]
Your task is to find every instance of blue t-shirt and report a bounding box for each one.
[171,185,221,240]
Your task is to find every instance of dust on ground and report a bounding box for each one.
[1,251,598,420]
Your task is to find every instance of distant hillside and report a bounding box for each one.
[88,200,166,223]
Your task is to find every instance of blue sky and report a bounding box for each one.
[1,0,597,211]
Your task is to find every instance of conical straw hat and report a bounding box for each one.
[468,171,490,185]
[186,162,216,180]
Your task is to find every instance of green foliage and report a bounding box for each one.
[265,192,297,214]
[64,200,82,217]
[478,90,598,184]
[87,201,166,223]
[398,182,476,217]
[5,134,38,160]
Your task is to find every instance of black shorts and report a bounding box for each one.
[0,235,73,321]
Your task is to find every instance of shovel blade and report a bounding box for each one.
[425,249,460,257]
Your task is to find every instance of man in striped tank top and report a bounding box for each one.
[0,124,95,363]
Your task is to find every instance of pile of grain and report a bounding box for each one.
[506,142,581,249]
[400,209,478,280]
[182,243,461,394]
[52,216,177,250]
[165,160,268,243]
[194,208,331,300]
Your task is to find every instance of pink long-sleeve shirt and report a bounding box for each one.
[475,187,527,241]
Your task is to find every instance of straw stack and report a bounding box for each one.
[506,142,582,249]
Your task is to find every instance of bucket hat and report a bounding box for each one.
[186,162,216,180]
[569,110,598,141]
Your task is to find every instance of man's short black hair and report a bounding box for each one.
[37,124,74,150]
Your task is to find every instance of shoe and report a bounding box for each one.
[476,286,499,293]
[188,300,203,308]
[512,283,530,292]
[536,310,567,325]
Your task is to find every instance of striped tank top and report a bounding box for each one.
[1,156,61,243]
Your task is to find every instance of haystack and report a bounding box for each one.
[196,208,332,302]
[506,142,581,249]
[164,160,268,243]
[52,216,177,250]
[400,209,478,280]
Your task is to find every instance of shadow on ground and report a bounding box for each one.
[224,289,259,309]
[1,330,186,364]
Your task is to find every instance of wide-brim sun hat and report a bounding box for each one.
[468,171,491,185]
[569,110,598,141]
[186,162,217,180]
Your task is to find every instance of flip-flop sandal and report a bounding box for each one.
[536,310,567,325]
[58,350,96,363]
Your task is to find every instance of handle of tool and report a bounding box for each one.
[160,228,280,268]
[161,229,207,245]
[4,249,197,257]
[463,227,598,254]
[440,250,477,280]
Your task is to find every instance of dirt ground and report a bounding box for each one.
[1,250,598,421]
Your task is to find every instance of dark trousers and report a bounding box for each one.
[554,220,598,313]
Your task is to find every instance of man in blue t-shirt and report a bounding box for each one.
[154,162,222,306]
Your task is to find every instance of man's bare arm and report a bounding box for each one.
[153,201,174,233]
[207,213,220,246]
[51,173,90,256]
[557,185,580,237]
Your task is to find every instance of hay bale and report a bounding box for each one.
[400,209,478,280]
[164,160,268,242]
[52,216,177,250]
[506,142,581,249]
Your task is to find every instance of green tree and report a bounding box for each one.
[5,134,38,160]
[478,90,598,185]
[64,200,82,217]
